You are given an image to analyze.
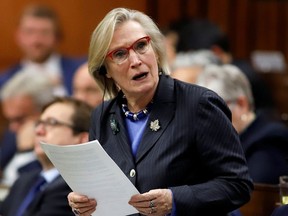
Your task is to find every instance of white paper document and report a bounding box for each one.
[40,140,139,216]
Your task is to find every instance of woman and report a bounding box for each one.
[67,8,253,216]
[196,64,288,184]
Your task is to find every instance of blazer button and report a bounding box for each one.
[130,169,136,177]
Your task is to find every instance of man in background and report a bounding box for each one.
[0,97,92,215]
[0,71,55,186]
[72,62,103,107]
[0,3,85,95]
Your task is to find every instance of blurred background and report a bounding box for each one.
[0,0,287,68]
[0,0,288,116]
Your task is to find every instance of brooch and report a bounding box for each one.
[110,118,119,135]
[150,119,160,132]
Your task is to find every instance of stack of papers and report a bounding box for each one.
[40,140,139,216]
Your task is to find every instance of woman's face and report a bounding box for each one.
[105,20,159,99]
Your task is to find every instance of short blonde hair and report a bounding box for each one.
[88,8,170,99]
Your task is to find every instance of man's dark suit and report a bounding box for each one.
[240,112,288,184]
[89,75,253,216]
[0,170,74,216]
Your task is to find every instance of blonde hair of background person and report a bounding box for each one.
[88,8,170,99]
[196,64,255,133]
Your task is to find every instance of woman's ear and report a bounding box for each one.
[105,71,112,78]
[105,66,112,78]
[98,66,107,76]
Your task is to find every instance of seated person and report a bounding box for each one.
[0,4,85,95]
[0,97,93,215]
[193,64,288,184]
[72,62,103,107]
[170,49,219,84]
[0,70,55,186]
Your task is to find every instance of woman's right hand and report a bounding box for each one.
[67,192,97,216]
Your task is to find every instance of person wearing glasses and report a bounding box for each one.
[0,97,93,216]
[195,64,288,184]
[67,8,253,216]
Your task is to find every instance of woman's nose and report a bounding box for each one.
[128,50,142,66]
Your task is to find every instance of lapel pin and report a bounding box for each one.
[110,118,119,135]
[150,119,160,132]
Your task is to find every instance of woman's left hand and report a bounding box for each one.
[128,189,173,215]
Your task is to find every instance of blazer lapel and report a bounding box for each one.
[136,75,176,163]
[108,101,135,163]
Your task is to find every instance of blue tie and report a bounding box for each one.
[16,175,46,216]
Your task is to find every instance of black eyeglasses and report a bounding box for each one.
[106,36,151,65]
[35,117,74,130]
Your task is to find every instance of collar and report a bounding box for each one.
[41,167,59,183]
[21,53,62,79]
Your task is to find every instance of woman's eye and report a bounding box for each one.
[113,49,127,59]
[135,41,147,51]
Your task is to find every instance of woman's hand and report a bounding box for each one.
[67,192,97,216]
[129,189,173,216]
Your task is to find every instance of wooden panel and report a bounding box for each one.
[240,183,280,216]
[259,72,288,122]
[249,2,283,50]
[0,0,147,70]
[206,0,231,32]
[154,0,182,27]
[229,0,250,58]
[1,0,288,70]
[186,0,208,18]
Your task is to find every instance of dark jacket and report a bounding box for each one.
[89,75,253,216]
[240,113,288,184]
[0,170,74,216]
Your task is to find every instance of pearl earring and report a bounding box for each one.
[240,114,248,121]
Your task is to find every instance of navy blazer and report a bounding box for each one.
[0,170,74,216]
[89,75,253,216]
[240,113,288,184]
[0,56,86,95]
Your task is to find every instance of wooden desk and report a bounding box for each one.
[240,183,280,216]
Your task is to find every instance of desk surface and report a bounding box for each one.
[240,183,280,216]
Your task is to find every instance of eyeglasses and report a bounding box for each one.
[35,117,74,130]
[106,36,151,65]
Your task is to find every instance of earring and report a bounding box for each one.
[240,114,248,122]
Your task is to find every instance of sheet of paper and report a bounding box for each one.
[40,140,139,216]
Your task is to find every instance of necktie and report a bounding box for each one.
[16,175,47,216]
